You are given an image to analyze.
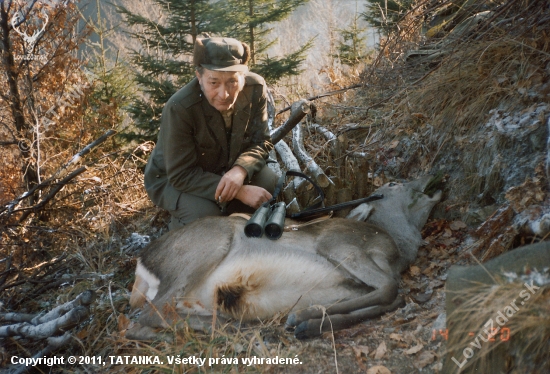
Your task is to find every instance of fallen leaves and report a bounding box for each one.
[117,313,130,332]
[404,343,424,355]
[505,175,546,213]
[413,350,436,369]
[367,365,392,374]
[423,219,467,251]
[421,263,438,276]
[389,333,403,342]
[373,341,387,360]
[352,345,370,359]
[450,220,467,231]
[409,265,421,276]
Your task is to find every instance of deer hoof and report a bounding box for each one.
[294,321,321,340]
[285,313,298,329]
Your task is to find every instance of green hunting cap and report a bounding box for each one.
[193,37,250,72]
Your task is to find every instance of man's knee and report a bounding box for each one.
[168,216,185,231]
[168,193,222,229]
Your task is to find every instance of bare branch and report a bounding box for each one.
[0,290,95,341]
[292,123,331,188]
[0,312,36,323]
[276,84,362,116]
[1,129,116,216]
[17,166,87,223]
[0,306,89,339]
[31,290,96,325]
[311,123,345,167]
[52,129,117,180]
[0,256,13,289]
[274,140,306,193]
[0,140,18,146]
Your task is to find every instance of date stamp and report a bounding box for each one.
[431,327,511,342]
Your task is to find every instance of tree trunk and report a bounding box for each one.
[190,0,197,44]
[0,3,39,201]
[248,0,255,64]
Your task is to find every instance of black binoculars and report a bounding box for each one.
[244,202,286,240]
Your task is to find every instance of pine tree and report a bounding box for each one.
[83,0,136,143]
[214,0,311,84]
[335,7,368,66]
[362,0,415,36]
[117,0,311,141]
[115,0,215,141]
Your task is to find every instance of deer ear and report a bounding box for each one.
[346,204,374,222]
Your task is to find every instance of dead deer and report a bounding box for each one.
[128,175,442,340]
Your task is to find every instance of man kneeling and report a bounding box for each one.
[144,37,278,230]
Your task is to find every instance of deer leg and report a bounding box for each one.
[183,313,236,334]
[293,295,405,339]
[128,313,233,341]
[286,271,398,329]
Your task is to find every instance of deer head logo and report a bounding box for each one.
[11,10,49,51]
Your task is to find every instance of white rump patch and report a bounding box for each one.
[135,260,160,301]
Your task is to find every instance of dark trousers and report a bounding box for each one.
[168,165,279,230]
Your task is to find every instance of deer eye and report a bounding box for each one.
[388,182,397,187]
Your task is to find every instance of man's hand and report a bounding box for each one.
[235,185,272,209]
[215,165,248,203]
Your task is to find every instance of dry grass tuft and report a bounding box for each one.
[445,278,550,373]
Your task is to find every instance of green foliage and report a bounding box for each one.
[254,38,314,84]
[335,11,367,66]
[214,0,306,53]
[117,0,310,141]
[115,0,213,141]
[86,56,136,139]
[83,0,136,141]
[362,0,416,35]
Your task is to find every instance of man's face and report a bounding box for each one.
[196,69,245,111]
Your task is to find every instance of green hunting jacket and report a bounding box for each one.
[144,72,273,211]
